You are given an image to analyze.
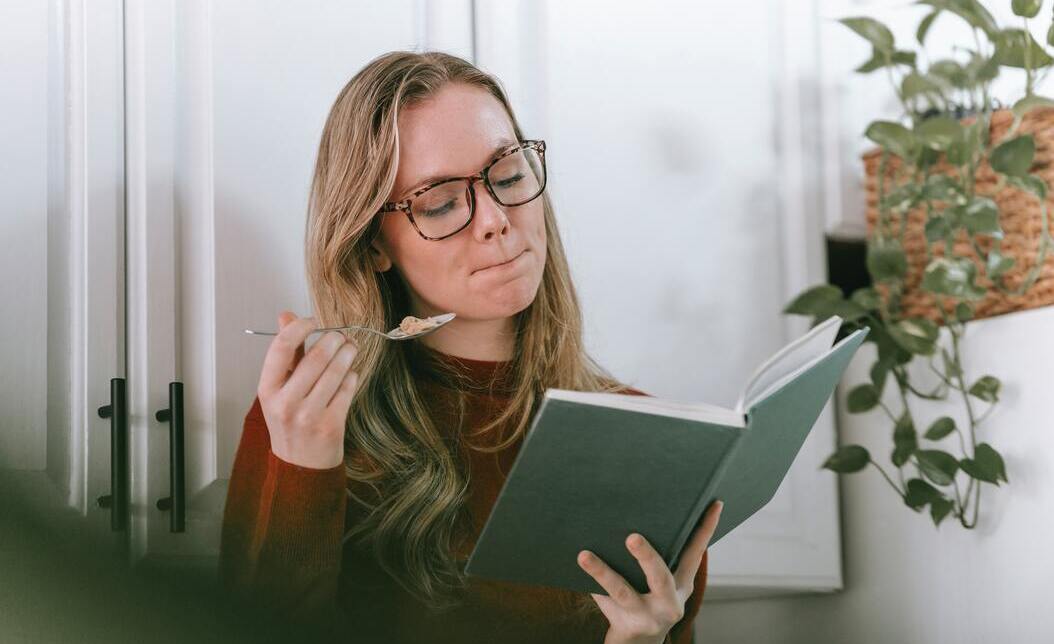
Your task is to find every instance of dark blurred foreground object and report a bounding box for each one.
[0,468,342,643]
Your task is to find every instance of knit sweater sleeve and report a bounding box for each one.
[218,395,348,624]
[619,385,709,644]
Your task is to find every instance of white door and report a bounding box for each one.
[2,0,129,553]
[123,0,474,573]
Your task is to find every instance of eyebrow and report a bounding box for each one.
[402,137,519,196]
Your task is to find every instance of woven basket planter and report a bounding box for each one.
[863,107,1054,325]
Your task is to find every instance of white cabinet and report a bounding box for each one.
[123,0,454,570]
[12,0,844,603]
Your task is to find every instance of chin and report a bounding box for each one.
[468,280,541,319]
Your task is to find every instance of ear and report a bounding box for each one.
[370,235,393,272]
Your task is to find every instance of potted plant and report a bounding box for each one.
[785,0,1054,530]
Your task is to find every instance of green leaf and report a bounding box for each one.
[916,449,960,486]
[905,478,943,510]
[1048,21,1054,48]
[874,324,914,366]
[881,183,922,212]
[866,121,916,159]
[946,139,970,166]
[990,135,1036,176]
[892,413,918,467]
[867,238,908,282]
[851,287,882,311]
[994,28,1054,68]
[1011,94,1054,119]
[975,442,1009,483]
[986,251,1015,279]
[870,357,893,394]
[960,444,1006,485]
[924,416,957,440]
[784,284,843,316]
[1012,0,1042,18]
[917,0,997,37]
[953,303,973,323]
[901,72,945,102]
[921,174,963,201]
[855,48,915,74]
[928,59,968,87]
[914,116,963,151]
[962,197,1002,238]
[822,445,871,473]
[921,257,987,300]
[1006,174,1049,200]
[965,52,999,83]
[847,384,880,413]
[892,50,918,68]
[968,375,1001,402]
[840,17,895,53]
[917,10,940,45]
[889,317,940,355]
[930,497,955,526]
[925,215,952,243]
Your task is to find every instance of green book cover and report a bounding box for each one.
[464,317,869,596]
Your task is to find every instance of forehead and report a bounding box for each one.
[394,83,517,193]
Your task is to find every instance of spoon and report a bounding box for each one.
[243,312,456,341]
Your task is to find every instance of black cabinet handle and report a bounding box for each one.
[154,381,185,533]
[96,377,128,531]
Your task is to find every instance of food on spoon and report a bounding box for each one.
[399,315,441,335]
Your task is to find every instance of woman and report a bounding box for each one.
[219,50,723,644]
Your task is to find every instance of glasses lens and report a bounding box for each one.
[489,146,545,206]
[410,180,472,239]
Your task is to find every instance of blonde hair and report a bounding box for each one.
[304,50,627,616]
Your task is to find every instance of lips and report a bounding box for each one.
[473,250,526,274]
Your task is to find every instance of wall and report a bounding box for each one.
[696,1,1054,642]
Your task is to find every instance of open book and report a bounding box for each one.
[464,315,869,596]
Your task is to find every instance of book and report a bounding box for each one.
[463,315,869,596]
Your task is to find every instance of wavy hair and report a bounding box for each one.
[304,50,628,617]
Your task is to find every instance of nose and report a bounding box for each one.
[470,179,510,242]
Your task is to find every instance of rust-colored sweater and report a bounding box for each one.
[219,346,708,643]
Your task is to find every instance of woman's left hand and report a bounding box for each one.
[578,500,723,644]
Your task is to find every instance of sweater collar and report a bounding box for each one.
[410,343,517,395]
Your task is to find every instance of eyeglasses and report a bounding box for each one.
[377,139,547,241]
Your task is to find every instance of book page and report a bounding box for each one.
[544,390,745,427]
[734,315,842,414]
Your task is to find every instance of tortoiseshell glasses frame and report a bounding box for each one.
[376,139,547,241]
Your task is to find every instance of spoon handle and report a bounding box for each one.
[243,324,390,338]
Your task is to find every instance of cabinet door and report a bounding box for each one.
[2,0,128,550]
[475,0,842,598]
[123,0,473,571]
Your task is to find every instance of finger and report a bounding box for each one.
[258,313,318,397]
[278,311,305,372]
[577,549,642,609]
[673,500,723,590]
[327,362,361,416]
[282,330,346,401]
[625,532,676,598]
[304,340,358,412]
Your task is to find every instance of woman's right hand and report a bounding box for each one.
[256,310,361,469]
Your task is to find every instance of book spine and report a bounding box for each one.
[665,429,745,571]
